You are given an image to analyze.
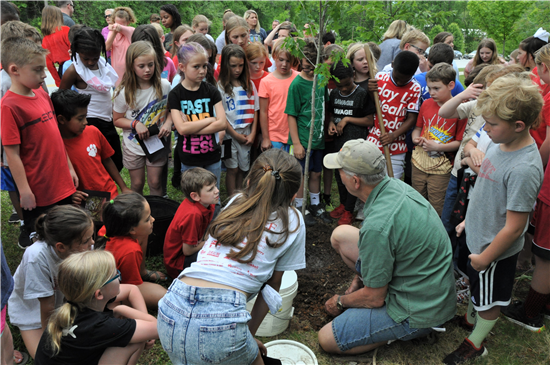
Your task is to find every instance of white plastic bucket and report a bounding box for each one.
[264,340,318,365]
[247,270,298,336]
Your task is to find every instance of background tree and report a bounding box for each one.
[429,25,445,44]
[448,22,465,53]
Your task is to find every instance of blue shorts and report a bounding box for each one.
[271,141,290,153]
[1,167,16,192]
[157,280,259,365]
[297,149,323,173]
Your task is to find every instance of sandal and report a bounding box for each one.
[142,270,167,282]
[14,350,29,365]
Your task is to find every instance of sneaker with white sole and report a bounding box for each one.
[308,203,332,224]
[501,300,546,333]
[456,289,470,304]
[303,209,317,226]
[8,212,21,224]
[443,338,488,365]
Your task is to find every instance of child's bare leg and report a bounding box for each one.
[1,324,14,365]
[226,167,239,196]
[145,165,163,196]
[99,342,145,365]
[8,191,23,220]
[323,166,332,196]
[128,168,145,195]
[296,174,305,199]
[137,282,167,310]
[531,255,550,294]
[309,171,321,194]
[20,328,42,359]
[236,169,245,192]
[517,231,533,270]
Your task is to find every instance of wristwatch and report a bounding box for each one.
[336,295,344,311]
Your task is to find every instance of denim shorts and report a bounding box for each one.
[157,280,259,365]
[270,141,290,153]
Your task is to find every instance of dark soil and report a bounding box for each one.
[292,222,356,331]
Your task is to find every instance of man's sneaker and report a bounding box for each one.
[8,212,21,224]
[18,225,33,249]
[303,209,317,226]
[329,204,346,219]
[450,314,474,331]
[443,338,487,365]
[456,289,470,304]
[308,204,332,224]
[337,210,354,226]
[501,300,546,333]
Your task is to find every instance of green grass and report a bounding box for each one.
[3,162,550,364]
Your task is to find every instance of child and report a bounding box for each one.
[113,41,172,196]
[169,24,194,67]
[52,89,131,201]
[347,43,377,91]
[34,250,159,365]
[41,6,70,87]
[59,26,123,171]
[148,23,177,82]
[106,6,136,86]
[411,63,467,216]
[327,60,376,225]
[192,14,215,42]
[159,4,182,52]
[157,149,306,364]
[443,75,544,364]
[164,168,218,279]
[258,38,299,152]
[169,42,226,185]
[246,41,270,91]
[500,44,550,332]
[379,28,430,75]
[218,44,259,196]
[463,38,501,79]
[98,193,168,309]
[186,33,218,86]
[366,51,421,180]
[1,37,76,248]
[8,206,94,359]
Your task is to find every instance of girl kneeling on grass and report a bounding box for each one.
[34,250,158,365]
[157,149,306,365]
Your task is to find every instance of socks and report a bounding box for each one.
[524,287,550,318]
[466,297,476,326]
[295,197,304,209]
[310,192,320,205]
[468,313,497,348]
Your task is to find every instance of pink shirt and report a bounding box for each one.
[109,25,134,86]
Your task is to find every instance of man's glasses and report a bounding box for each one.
[103,270,121,286]
[410,44,426,56]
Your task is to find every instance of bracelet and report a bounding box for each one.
[131,120,138,130]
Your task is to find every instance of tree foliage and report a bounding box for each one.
[448,22,465,54]
[429,25,445,44]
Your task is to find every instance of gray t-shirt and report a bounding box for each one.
[62,13,75,27]
[377,38,402,71]
[465,142,543,260]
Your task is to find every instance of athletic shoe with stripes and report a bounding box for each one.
[443,338,488,365]
[501,300,546,333]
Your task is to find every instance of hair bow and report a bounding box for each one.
[534,27,549,43]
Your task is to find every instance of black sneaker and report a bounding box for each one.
[303,209,317,226]
[8,212,21,224]
[542,305,550,320]
[308,203,332,224]
[449,314,475,332]
[443,338,487,365]
[18,225,33,249]
[502,300,546,333]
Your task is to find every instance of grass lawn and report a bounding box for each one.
[2,145,550,364]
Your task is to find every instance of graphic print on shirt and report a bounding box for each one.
[478,158,497,183]
[421,114,456,158]
[366,72,421,154]
[128,95,168,146]
[87,144,97,157]
[180,97,217,155]
[224,89,255,129]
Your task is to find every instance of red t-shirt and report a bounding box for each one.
[531,67,550,97]
[366,71,421,155]
[101,226,144,285]
[530,85,550,149]
[42,26,71,87]
[63,125,118,198]
[163,199,214,279]
[251,71,270,93]
[1,89,75,206]
[415,99,467,142]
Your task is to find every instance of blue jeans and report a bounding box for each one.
[440,174,458,234]
[157,280,259,365]
[181,160,221,192]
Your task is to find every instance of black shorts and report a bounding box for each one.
[467,252,519,312]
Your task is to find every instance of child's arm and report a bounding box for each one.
[112,305,159,343]
[182,240,206,256]
[259,97,271,150]
[463,138,484,167]
[105,25,117,52]
[113,111,150,140]
[540,127,550,167]
[439,83,483,119]
[411,126,423,145]
[193,101,227,135]
[462,157,481,174]
[4,145,35,209]
[102,157,132,194]
[421,140,460,153]
[107,284,148,314]
[59,64,77,90]
[66,152,79,188]
[335,115,373,135]
[244,112,258,146]
[469,211,530,271]
[38,295,55,331]
[171,109,212,135]
[380,112,417,146]
[248,271,284,336]
[226,122,247,144]
[287,115,305,159]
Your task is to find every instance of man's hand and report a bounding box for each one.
[325,294,344,317]
[380,132,395,146]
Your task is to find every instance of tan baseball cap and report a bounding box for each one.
[323,139,385,175]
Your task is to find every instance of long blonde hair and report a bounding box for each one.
[382,20,409,41]
[113,41,163,109]
[535,43,550,68]
[46,251,116,356]
[243,10,260,33]
[347,43,378,75]
[41,6,63,36]
[207,149,302,263]
[170,24,193,57]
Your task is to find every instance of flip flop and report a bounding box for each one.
[142,270,167,282]
[14,350,29,365]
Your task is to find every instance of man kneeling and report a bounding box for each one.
[319,139,456,354]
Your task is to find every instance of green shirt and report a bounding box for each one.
[359,176,456,328]
[284,74,326,150]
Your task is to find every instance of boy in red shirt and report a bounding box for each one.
[411,63,467,216]
[52,89,131,204]
[367,51,421,180]
[163,168,218,278]
[1,37,77,248]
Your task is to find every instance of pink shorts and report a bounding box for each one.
[1,306,6,335]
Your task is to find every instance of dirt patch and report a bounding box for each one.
[292,222,356,331]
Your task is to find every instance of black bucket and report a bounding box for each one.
[145,196,181,256]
